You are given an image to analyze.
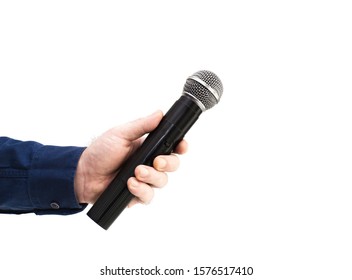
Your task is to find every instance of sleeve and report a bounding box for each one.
[0,137,87,215]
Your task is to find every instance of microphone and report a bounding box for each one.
[87,70,223,230]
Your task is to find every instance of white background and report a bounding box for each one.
[1,1,352,279]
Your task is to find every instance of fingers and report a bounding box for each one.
[127,177,154,205]
[137,165,169,187]
[125,137,188,208]
[152,140,187,171]
[153,154,180,172]
[115,110,163,141]
[174,139,188,155]
[126,154,180,207]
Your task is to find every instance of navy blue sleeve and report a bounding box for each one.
[0,137,87,215]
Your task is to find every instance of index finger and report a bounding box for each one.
[174,139,188,155]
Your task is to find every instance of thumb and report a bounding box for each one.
[118,110,163,141]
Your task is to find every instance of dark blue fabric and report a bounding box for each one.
[0,137,87,215]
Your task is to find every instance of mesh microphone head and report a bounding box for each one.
[182,70,223,111]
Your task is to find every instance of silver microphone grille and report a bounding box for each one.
[182,70,223,111]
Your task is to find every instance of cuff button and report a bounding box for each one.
[50,202,60,209]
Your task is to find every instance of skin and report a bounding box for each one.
[74,110,188,207]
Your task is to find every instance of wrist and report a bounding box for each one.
[74,149,87,204]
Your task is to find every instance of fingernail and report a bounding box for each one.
[157,158,167,170]
[139,167,149,177]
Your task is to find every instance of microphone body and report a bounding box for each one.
[87,70,223,230]
[87,95,202,230]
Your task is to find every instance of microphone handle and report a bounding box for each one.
[87,95,202,230]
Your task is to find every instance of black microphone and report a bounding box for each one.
[87,70,223,230]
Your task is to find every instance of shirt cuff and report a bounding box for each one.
[29,145,87,215]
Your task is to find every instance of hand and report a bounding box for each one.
[74,110,188,207]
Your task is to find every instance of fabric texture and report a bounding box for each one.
[0,137,87,215]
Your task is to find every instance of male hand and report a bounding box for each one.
[74,110,187,207]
